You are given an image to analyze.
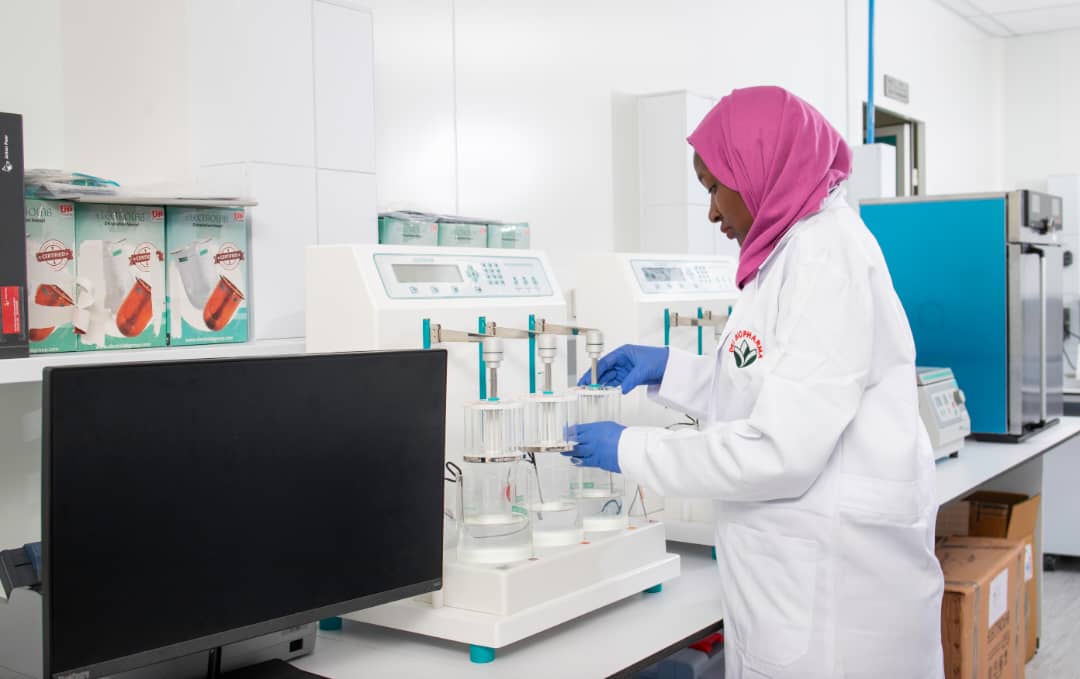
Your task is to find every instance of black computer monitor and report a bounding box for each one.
[41,351,447,679]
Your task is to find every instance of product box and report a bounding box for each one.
[166,207,249,346]
[25,199,77,353]
[378,212,438,246]
[0,112,28,359]
[944,535,1038,664]
[487,222,530,249]
[937,540,1025,679]
[438,221,488,248]
[964,492,1041,662]
[74,204,166,350]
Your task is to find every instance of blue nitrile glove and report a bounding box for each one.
[577,344,669,394]
[563,421,626,472]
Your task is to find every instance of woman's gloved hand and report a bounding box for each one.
[577,344,670,394]
[563,421,626,473]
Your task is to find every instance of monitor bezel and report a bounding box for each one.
[41,350,447,679]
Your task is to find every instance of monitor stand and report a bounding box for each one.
[209,649,327,679]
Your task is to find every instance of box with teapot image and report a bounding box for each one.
[74,204,167,350]
[165,206,248,346]
[25,199,77,353]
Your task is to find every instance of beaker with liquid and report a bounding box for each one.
[459,399,532,564]
[571,385,628,533]
[523,392,583,546]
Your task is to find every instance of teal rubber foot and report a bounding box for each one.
[644,584,663,594]
[470,645,496,663]
[712,546,717,560]
[318,617,342,631]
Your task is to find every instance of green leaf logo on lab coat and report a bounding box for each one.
[728,330,763,369]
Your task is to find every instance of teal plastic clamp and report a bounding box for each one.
[711,546,717,561]
[644,584,663,594]
[663,308,671,347]
[478,316,487,400]
[421,318,431,350]
[318,617,342,631]
[470,645,496,663]
[697,307,703,355]
[528,314,537,395]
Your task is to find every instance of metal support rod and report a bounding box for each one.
[1039,249,1048,421]
[489,366,499,400]
[591,358,599,387]
[669,311,727,328]
[534,319,597,336]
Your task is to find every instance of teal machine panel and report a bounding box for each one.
[861,197,1009,435]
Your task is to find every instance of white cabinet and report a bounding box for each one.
[317,169,378,245]
[314,1,376,173]
[638,91,737,258]
[189,0,377,340]
[188,0,317,167]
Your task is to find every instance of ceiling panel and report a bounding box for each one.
[966,13,1016,35]
[993,3,1080,32]
[937,0,1080,35]
[968,0,1065,14]
[939,0,984,16]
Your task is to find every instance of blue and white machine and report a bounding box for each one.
[861,191,1064,441]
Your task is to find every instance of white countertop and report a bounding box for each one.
[934,417,1080,505]
[293,543,723,679]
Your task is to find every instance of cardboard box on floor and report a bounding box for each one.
[937,540,1026,679]
[936,492,1040,663]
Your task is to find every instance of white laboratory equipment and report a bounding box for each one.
[305,245,679,662]
[573,253,739,546]
[523,334,584,547]
[916,367,971,461]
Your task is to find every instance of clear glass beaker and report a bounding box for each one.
[524,452,583,546]
[457,459,532,564]
[571,386,628,532]
[458,399,532,564]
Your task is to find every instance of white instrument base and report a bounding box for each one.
[346,522,680,649]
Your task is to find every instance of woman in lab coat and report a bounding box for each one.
[568,87,945,679]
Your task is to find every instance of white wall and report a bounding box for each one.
[0,0,65,169]
[846,0,1005,194]
[367,0,1003,289]
[61,0,192,187]
[1001,28,1080,192]
[366,0,850,289]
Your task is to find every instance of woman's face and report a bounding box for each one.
[693,153,754,246]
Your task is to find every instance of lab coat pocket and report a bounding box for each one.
[724,522,820,668]
[836,472,920,525]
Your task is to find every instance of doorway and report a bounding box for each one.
[863,105,926,196]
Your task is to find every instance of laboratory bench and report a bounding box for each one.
[293,417,1080,678]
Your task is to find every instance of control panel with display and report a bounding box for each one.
[916,367,971,460]
[630,258,737,295]
[374,252,554,299]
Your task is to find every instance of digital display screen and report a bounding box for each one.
[642,267,686,282]
[392,263,463,283]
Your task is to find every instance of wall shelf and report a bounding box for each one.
[0,339,305,386]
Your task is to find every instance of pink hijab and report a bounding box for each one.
[688,86,851,288]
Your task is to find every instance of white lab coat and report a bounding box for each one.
[619,194,945,679]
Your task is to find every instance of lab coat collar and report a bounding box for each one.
[751,187,847,286]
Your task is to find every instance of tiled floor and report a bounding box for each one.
[1027,555,1080,679]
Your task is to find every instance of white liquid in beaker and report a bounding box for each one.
[578,484,629,533]
[530,500,584,547]
[458,513,532,564]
